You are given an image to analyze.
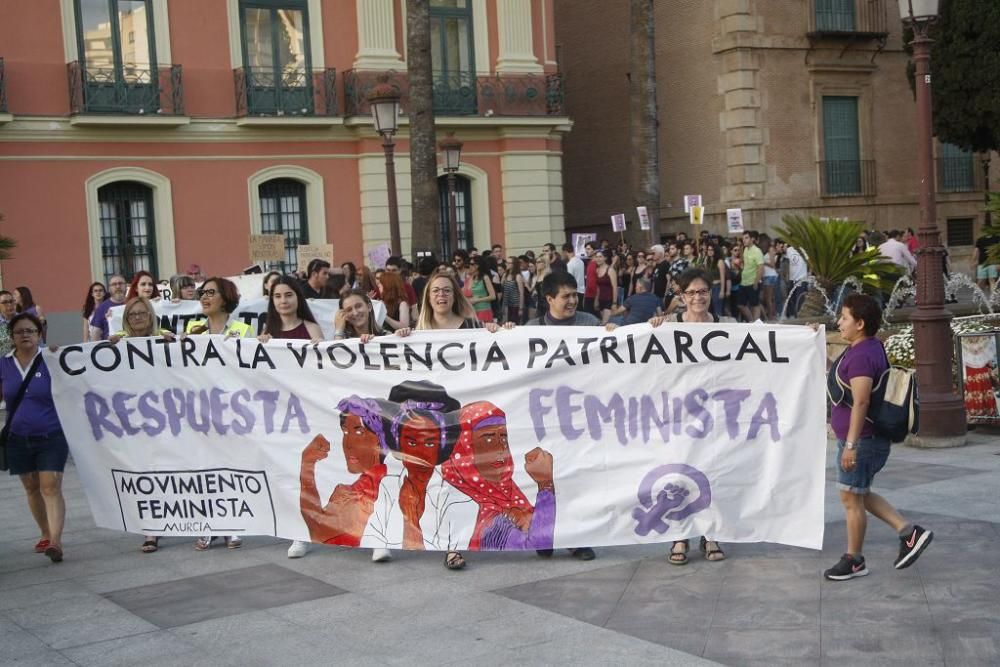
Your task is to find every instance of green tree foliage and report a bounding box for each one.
[0,213,15,261]
[775,215,903,317]
[979,194,1000,265]
[908,0,1000,153]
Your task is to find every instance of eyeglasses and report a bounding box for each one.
[12,328,38,336]
[682,289,711,298]
[430,288,454,296]
[127,311,150,318]
[196,288,218,298]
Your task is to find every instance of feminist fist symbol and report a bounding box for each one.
[631,464,712,537]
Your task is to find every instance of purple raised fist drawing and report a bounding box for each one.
[632,464,712,537]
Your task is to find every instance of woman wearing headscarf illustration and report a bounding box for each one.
[441,401,555,552]
[297,396,391,547]
[384,380,463,567]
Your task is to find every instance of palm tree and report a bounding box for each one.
[0,213,15,261]
[406,0,441,258]
[629,0,660,247]
[775,215,903,318]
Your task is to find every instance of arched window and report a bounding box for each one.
[438,174,473,258]
[98,181,157,282]
[259,177,308,273]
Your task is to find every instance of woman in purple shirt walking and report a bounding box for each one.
[1,312,68,562]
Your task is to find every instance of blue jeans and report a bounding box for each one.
[836,436,890,495]
[711,284,723,318]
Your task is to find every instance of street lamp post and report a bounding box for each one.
[439,133,463,258]
[898,0,966,445]
[368,75,402,257]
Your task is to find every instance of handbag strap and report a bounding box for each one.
[3,354,44,434]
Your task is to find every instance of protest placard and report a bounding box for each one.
[690,205,704,225]
[683,195,702,213]
[611,213,627,232]
[297,244,335,273]
[636,206,651,231]
[726,208,745,234]
[249,234,286,262]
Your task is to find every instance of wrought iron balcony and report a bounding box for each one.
[234,67,337,118]
[808,0,889,38]
[819,160,876,197]
[0,58,7,113]
[68,61,183,115]
[343,69,565,118]
[937,157,983,193]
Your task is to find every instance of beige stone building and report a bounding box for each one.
[555,0,995,270]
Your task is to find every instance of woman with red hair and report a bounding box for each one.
[441,401,555,551]
[125,271,161,301]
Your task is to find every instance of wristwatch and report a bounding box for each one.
[844,441,857,450]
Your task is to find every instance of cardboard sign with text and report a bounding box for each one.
[249,234,286,262]
[297,244,335,273]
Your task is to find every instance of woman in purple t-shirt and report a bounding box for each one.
[823,294,932,581]
[1,312,68,563]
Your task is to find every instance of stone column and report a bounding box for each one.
[354,0,405,70]
[495,0,543,74]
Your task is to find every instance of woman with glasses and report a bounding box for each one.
[168,275,197,303]
[81,282,108,342]
[184,278,253,550]
[108,297,175,552]
[650,268,734,565]
[2,313,69,563]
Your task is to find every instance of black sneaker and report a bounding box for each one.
[894,525,933,570]
[570,547,596,561]
[824,554,868,581]
[535,549,554,558]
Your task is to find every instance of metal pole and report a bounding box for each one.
[447,171,458,258]
[909,29,966,442]
[383,133,401,257]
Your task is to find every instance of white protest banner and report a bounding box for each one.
[690,205,704,226]
[109,298,386,339]
[727,208,745,234]
[572,233,597,258]
[46,325,827,551]
[636,206,651,231]
[611,213,627,233]
[683,195,702,213]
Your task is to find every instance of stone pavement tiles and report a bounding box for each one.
[1,434,998,666]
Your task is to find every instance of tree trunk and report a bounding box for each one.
[406,0,441,259]
[628,0,660,249]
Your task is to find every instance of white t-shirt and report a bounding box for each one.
[566,256,586,294]
[786,246,808,282]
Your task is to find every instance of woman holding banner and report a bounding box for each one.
[108,297,175,553]
[333,290,385,343]
[258,276,323,344]
[185,277,253,550]
[1,312,68,563]
[650,267,734,565]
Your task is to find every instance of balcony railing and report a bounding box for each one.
[234,67,337,118]
[937,157,983,193]
[808,0,888,38]
[68,62,183,115]
[343,69,565,118]
[819,159,876,197]
[0,58,7,113]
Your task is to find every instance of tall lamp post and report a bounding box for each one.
[368,76,402,257]
[899,0,966,445]
[439,133,463,258]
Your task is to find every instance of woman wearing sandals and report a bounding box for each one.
[650,267,735,566]
[2,313,69,563]
[186,277,255,551]
[107,297,177,554]
[396,271,511,570]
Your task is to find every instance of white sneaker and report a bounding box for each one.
[371,548,392,562]
[287,540,311,558]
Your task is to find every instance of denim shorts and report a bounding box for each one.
[6,430,69,476]
[836,435,890,495]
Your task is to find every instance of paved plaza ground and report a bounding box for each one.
[2,433,998,666]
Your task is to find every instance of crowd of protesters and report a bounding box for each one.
[1,232,934,579]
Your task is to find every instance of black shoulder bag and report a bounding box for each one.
[0,355,44,471]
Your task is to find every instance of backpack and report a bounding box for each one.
[827,345,920,443]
